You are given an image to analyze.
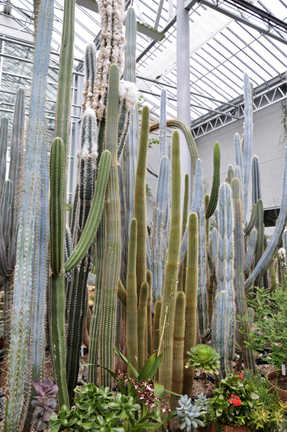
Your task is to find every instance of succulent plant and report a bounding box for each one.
[186,344,220,375]
[176,394,207,432]
[31,379,58,431]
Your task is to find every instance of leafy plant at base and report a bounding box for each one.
[186,344,220,375]
[238,286,287,369]
[208,372,259,428]
[247,372,287,432]
[49,382,175,432]
[176,394,207,432]
[31,379,59,431]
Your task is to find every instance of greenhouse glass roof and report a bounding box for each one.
[1,0,287,136]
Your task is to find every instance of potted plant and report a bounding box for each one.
[185,344,220,395]
[239,286,287,401]
[204,372,259,432]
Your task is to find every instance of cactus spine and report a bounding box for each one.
[182,212,198,397]
[159,130,181,391]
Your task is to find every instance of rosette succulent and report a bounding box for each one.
[186,344,220,375]
[177,394,207,432]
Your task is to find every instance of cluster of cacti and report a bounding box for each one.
[4,1,287,429]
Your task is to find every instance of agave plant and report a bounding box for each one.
[31,379,59,431]
[186,344,220,375]
[177,394,207,432]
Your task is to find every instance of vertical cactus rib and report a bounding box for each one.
[244,228,258,273]
[138,282,148,370]
[244,203,257,236]
[171,291,186,410]
[3,0,54,429]
[146,269,153,357]
[212,183,236,379]
[234,133,243,182]
[49,137,69,408]
[245,145,287,290]
[178,173,189,292]
[159,130,181,392]
[150,156,170,301]
[231,177,255,372]
[126,218,138,370]
[243,74,253,224]
[54,0,75,154]
[252,155,261,206]
[64,150,111,271]
[98,64,122,387]
[134,106,149,297]
[205,142,220,219]
[255,199,264,270]
[153,301,162,354]
[0,118,8,197]
[159,89,167,163]
[182,212,198,397]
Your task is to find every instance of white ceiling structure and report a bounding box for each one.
[1,0,287,137]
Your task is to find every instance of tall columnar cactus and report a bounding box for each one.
[147,269,153,357]
[205,142,220,219]
[138,282,148,370]
[231,177,255,372]
[252,155,261,206]
[3,0,53,429]
[178,175,189,293]
[212,183,236,379]
[243,73,253,224]
[153,301,162,354]
[150,156,170,301]
[182,212,198,397]
[159,89,167,163]
[171,290,186,409]
[98,64,122,387]
[134,106,149,297]
[255,199,264,278]
[158,130,181,392]
[244,228,258,273]
[126,218,138,370]
[122,7,138,283]
[0,117,8,197]
[245,147,287,289]
[0,89,25,354]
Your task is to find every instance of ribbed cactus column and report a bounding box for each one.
[134,106,149,297]
[126,218,138,371]
[0,118,8,197]
[3,0,54,429]
[212,183,236,379]
[245,146,287,289]
[252,155,261,206]
[153,301,162,354]
[231,177,255,372]
[178,173,189,292]
[138,282,148,370]
[205,142,220,219]
[98,64,121,387]
[159,130,181,392]
[171,290,186,410]
[182,212,198,397]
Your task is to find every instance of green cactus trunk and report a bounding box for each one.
[171,291,186,410]
[159,130,181,392]
[182,212,198,397]
[153,300,162,354]
[126,218,138,371]
[134,106,149,298]
[178,174,189,292]
[146,269,153,357]
[138,282,148,370]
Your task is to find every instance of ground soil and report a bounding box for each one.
[269,373,287,391]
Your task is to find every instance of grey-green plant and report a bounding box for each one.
[176,394,207,432]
